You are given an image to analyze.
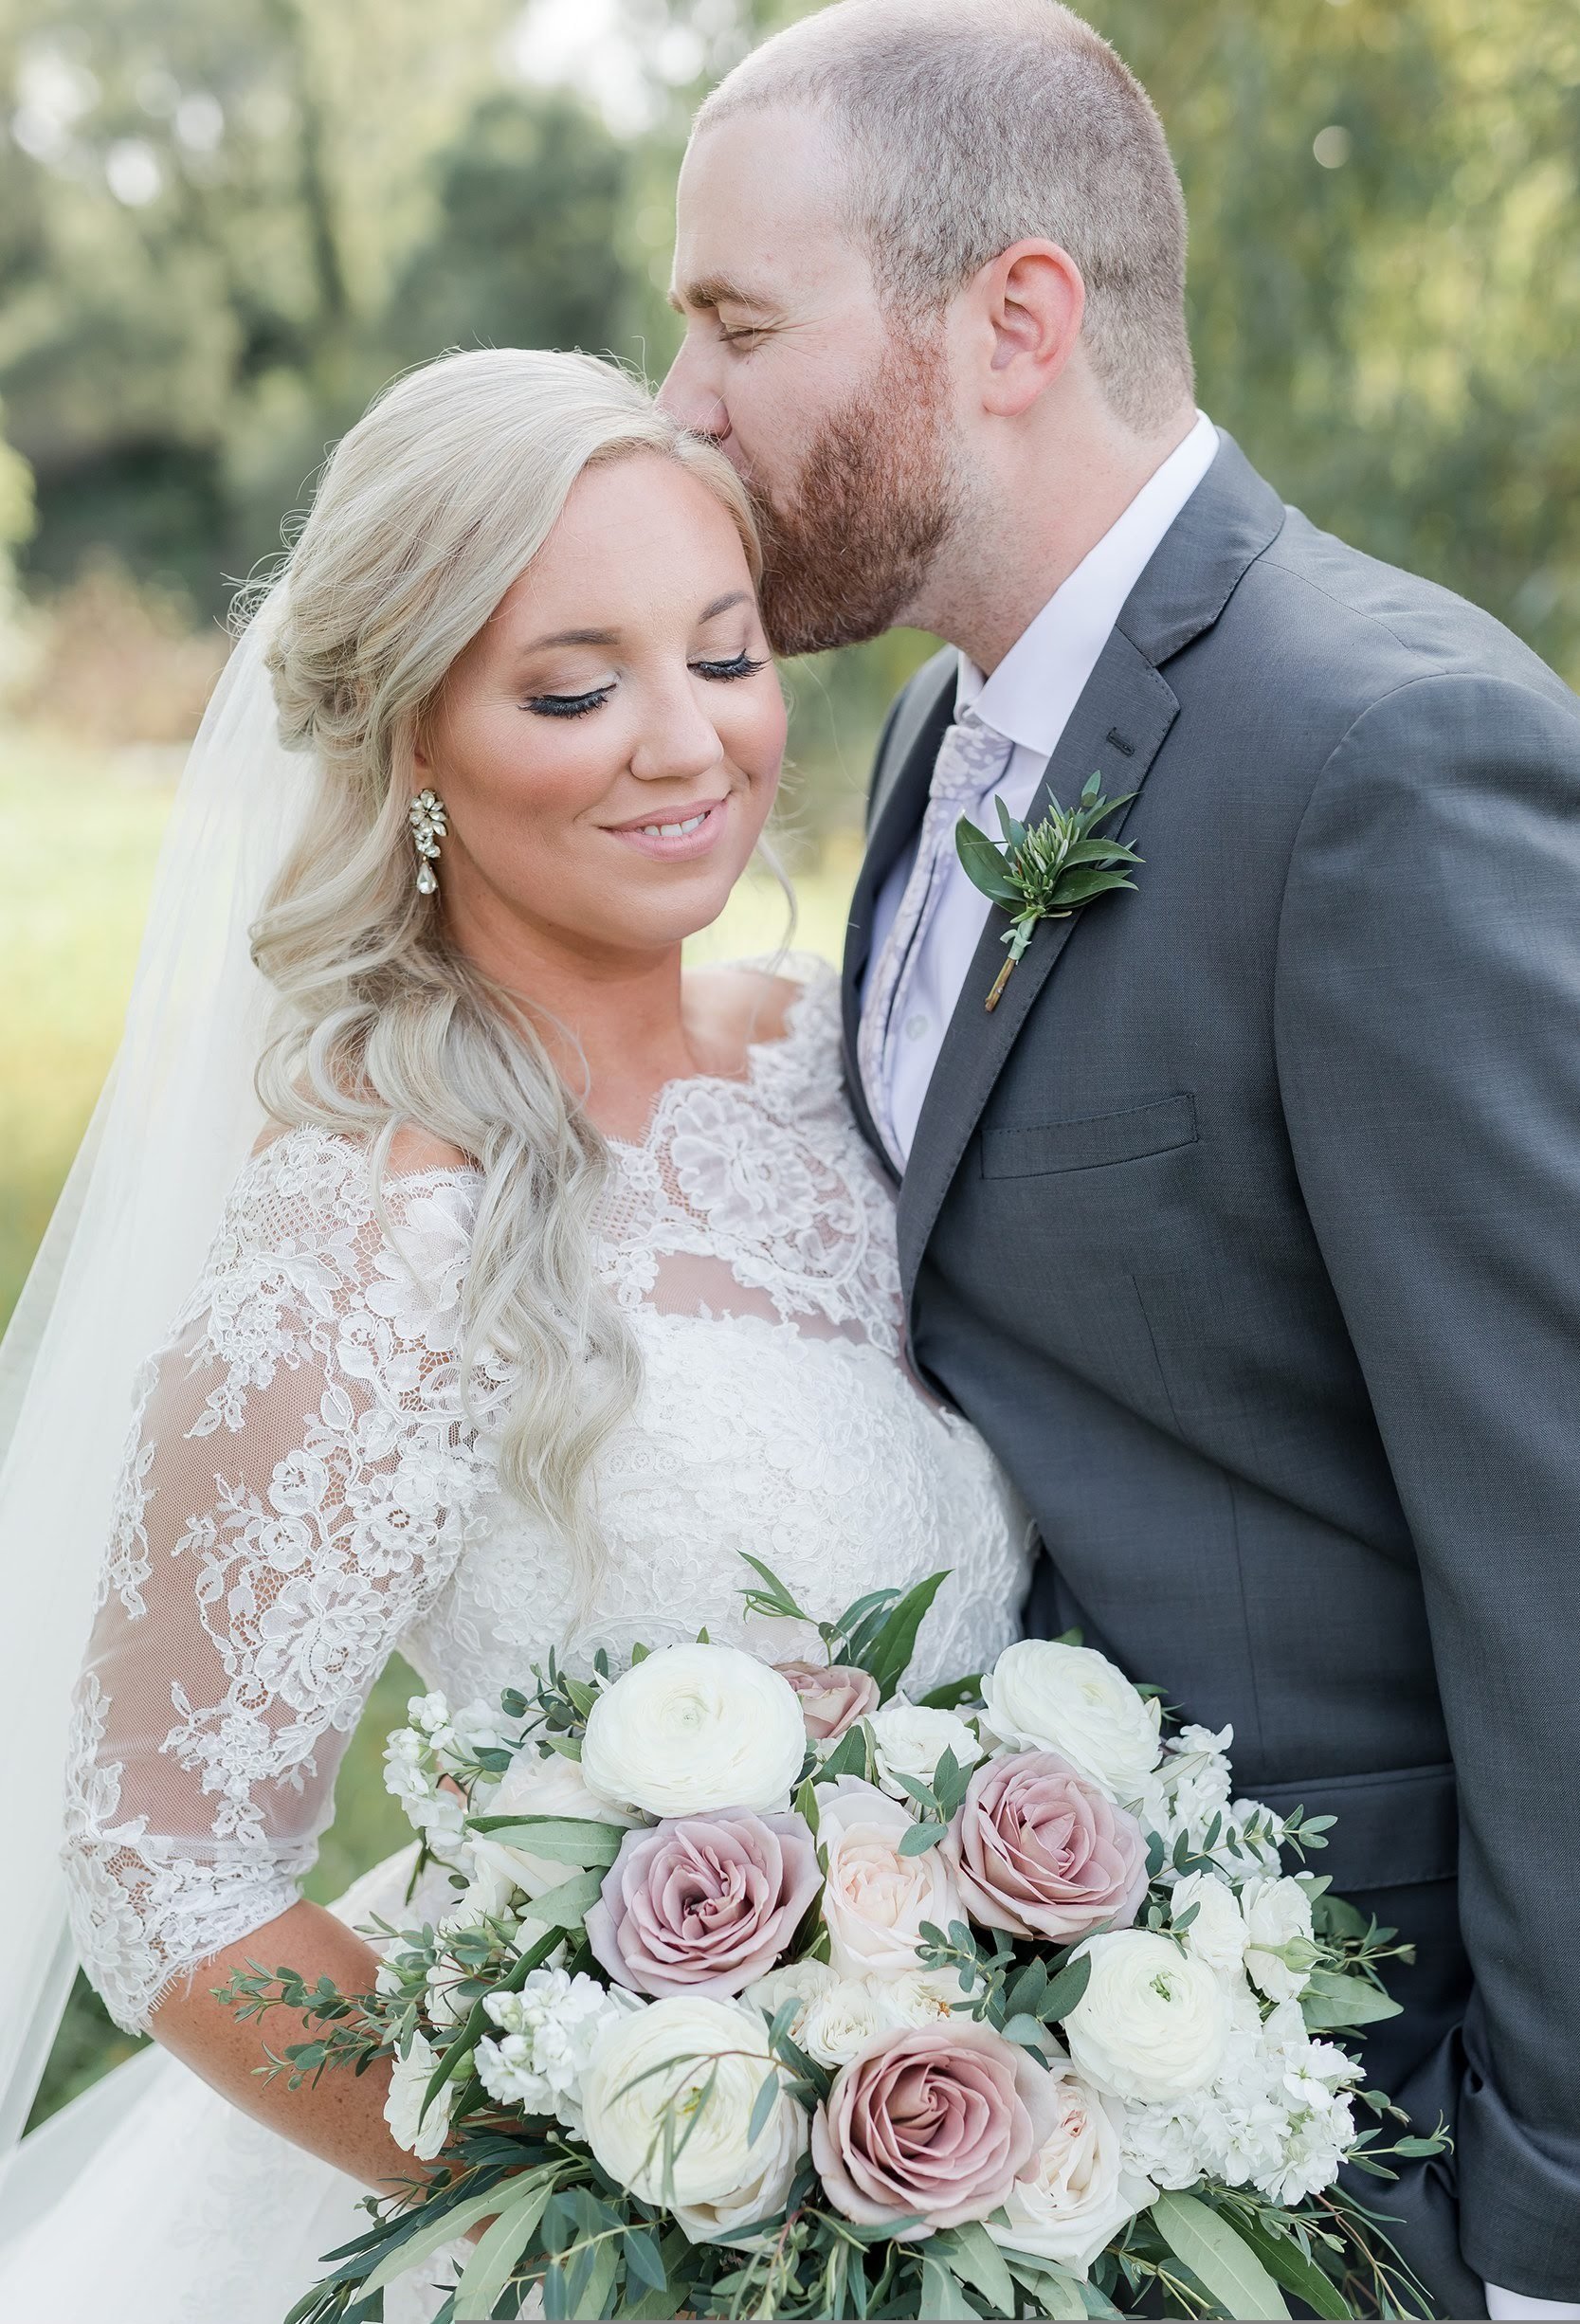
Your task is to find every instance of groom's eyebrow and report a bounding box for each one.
[669,273,774,317]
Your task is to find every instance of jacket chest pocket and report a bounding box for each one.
[981,1092,1197,1179]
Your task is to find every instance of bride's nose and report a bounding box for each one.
[627,674,729,786]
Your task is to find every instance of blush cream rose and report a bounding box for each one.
[815,1775,967,1980]
[988,2052,1156,2275]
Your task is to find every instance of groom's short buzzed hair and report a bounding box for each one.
[697,0,1193,435]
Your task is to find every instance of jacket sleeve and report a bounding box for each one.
[1273,667,1580,2297]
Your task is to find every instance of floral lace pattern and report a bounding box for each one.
[64,960,1030,2034]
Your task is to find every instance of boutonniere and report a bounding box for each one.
[955,774,1142,1010]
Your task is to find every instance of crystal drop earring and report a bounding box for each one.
[409,789,447,896]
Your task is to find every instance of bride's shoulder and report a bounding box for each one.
[231,1122,482,1256]
[685,952,839,1064]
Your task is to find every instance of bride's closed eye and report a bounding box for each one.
[523,653,769,720]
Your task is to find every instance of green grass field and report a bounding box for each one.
[3,721,861,2126]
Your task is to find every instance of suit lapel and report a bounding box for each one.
[890,431,1288,1296]
[897,630,1178,1289]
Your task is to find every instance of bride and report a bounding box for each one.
[0,348,1027,2320]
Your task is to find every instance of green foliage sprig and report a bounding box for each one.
[956,779,1142,1009]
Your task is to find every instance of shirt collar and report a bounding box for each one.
[955,411,1221,755]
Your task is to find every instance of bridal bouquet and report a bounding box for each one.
[222,1562,1443,2322]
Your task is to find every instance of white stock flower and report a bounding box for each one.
[980,1641,1161,1803]
[1118,1988,1360,2206]
[581,1643,807,1817]
[474,1966,641,2133]
[867,1698,982,1802]
[989,2053,1155,2276]
[582,1994,801,2220]
[470,1746,639,1901]
[815,1775,967,1980]
[1062,1932,1229,2104]
[1241,1877,1317,2004]
[1169,1871,1247,1980]
[384,2029,455,2160]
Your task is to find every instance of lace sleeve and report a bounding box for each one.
[62,1130,491,2033]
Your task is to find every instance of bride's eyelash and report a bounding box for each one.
[524,655,767,719]
[525,686,612,719]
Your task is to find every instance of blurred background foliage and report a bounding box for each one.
[4,0,1578,2126]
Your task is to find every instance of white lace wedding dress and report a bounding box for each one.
[0,961,1029,2323]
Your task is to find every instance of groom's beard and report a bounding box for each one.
[748,330,959,659]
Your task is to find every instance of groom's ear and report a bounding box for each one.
[972,240,1086,419]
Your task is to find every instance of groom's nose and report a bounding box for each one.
[658,341,733,453]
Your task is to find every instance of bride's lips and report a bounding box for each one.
[602,797,731,862]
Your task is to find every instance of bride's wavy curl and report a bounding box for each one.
[247,348,762,1598]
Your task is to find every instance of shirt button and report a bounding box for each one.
[905,1014,930,1041]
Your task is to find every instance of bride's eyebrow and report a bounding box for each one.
[518,625,621,653]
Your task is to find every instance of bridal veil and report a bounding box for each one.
[0,593,313,2158]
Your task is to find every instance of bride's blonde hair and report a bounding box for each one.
[248,348,761,1594]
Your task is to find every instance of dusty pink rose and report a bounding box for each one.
[585,1808,822,1998]
[812,2021,1060,2236]
[775,1660,881,1743]
[944,1750,1149,1943]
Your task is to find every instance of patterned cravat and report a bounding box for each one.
[858,706,1015,1170]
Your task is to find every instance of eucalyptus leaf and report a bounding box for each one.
[361,2188,507,2296]
[463,1815,624,1867]
[1038,1952,1092,2022]
[938,2220,1017,2315]
[1152,2191,1290,2320]
[1227,2213,1353,2318]
[451,2178,554,2318]
[919,2253,981,2319]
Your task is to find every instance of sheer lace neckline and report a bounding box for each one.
[605,956,826,1156]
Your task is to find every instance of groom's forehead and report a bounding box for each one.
[673,110,853,294]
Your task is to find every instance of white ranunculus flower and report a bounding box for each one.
[383,2029,456,2160]
[796,1977,895,2068]
[745,1957,839,2044]
[815,1775,967,1980]
[1241,1877,1317,2004]
[582,1995,801,2217]
[867,1698,983,1802]
[1062,1932,1229,2103]
[1169,1871,1248,1981]
[581,1644,807,1817]
[672,2081,808,2247]
[471,1746,639,1899]
[989,2053,1156,2276]
[980,1641,1161,1803]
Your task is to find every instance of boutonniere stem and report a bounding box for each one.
[955,775,1142,1010]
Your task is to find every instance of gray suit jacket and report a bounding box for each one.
[841,435,1580,2310]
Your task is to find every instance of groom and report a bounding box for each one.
[662,0,1580,2314]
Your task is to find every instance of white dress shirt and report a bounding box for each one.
[864,410,1220,1163]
